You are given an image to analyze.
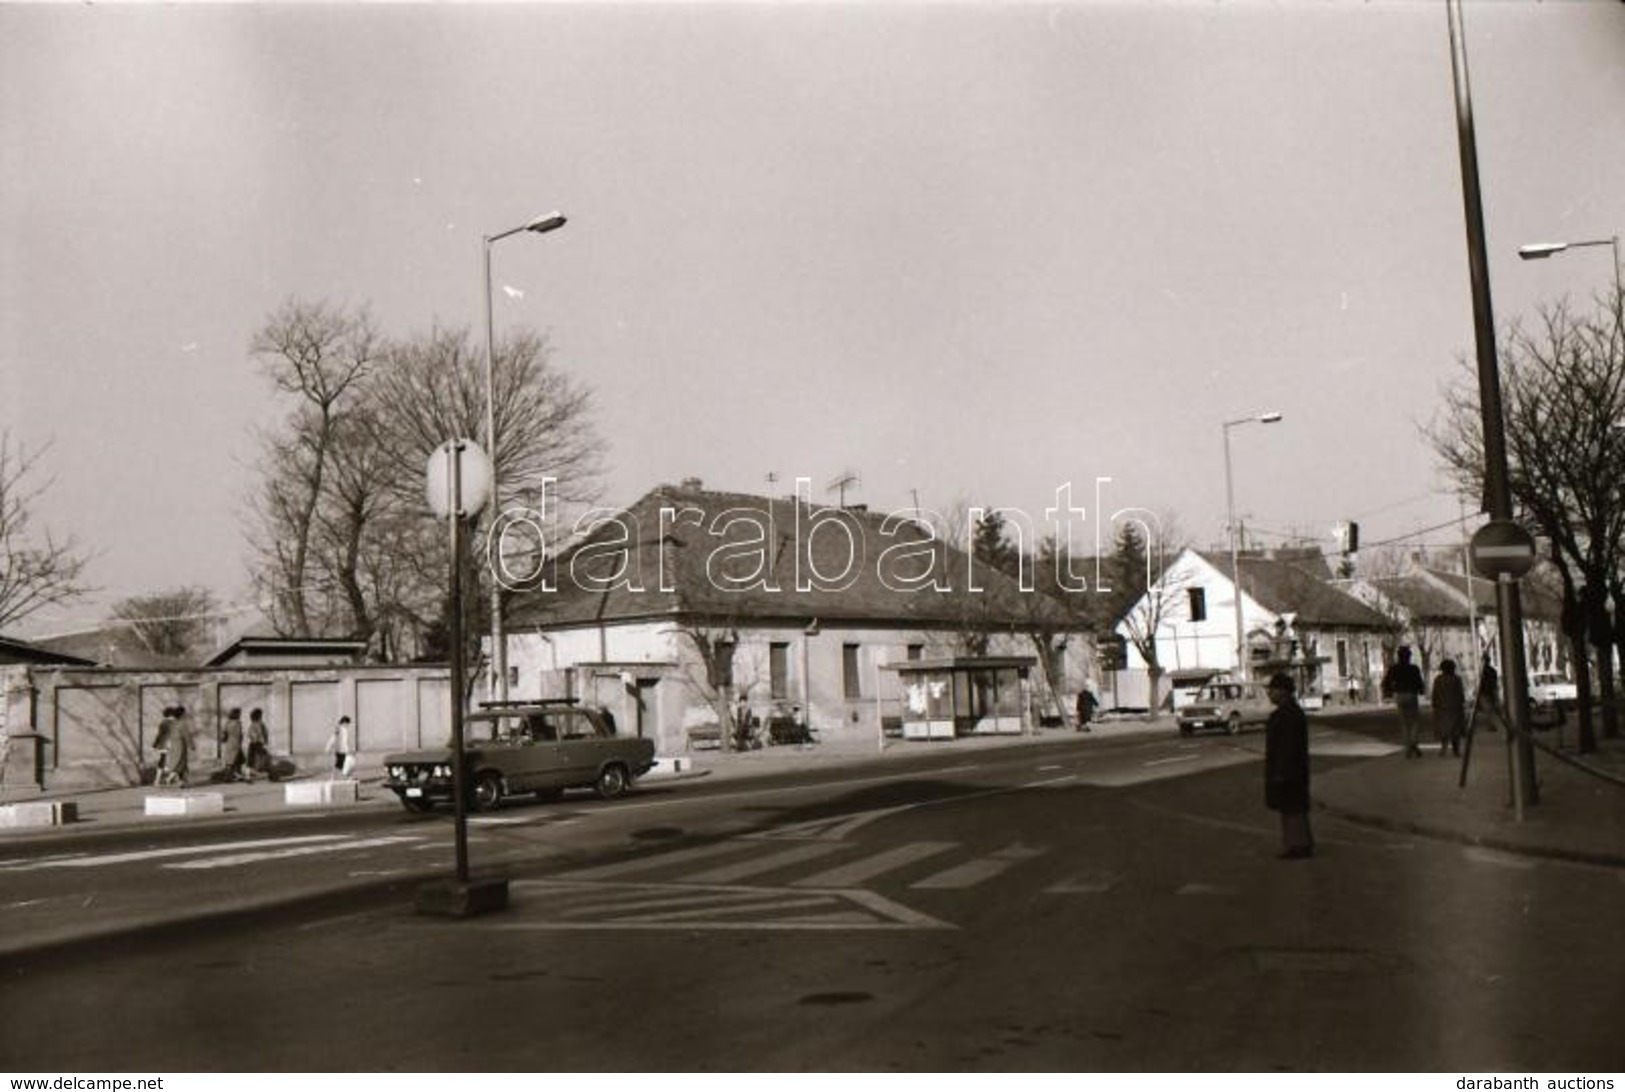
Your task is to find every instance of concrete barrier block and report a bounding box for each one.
[284,779,360,807]
[0,801,78,829]
[643,756,702,781]
[144,792,226,817]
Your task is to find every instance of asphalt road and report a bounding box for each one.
[3,720,1621,1072]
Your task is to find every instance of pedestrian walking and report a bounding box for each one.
[1430,659,1467,757]
[166,705,193,786]
[1263,671,1313,860]
[152,706,178,786]
[1381,646,1426,757]
[325,715,355,780]
[245,707,271,780]
[220,707,247,782]
[1075,686,1097,732]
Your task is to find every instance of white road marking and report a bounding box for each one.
[2,835,346,870]
[164,835,422,870]
[912,844,1047,890]
[494,879,954,931]
[1045,872,1118,894]
[792,842,955,888]
[1175,882,1229,896]
[1077,750,1255,787]
[685,842,848,884]
[554,839,754,880]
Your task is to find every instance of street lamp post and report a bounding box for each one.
[1518,235,1622,298]
[483,211,567,706]
[1448,0,1537,813]
[1223,412,1282,682]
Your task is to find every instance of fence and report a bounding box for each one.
[1,662,452,791]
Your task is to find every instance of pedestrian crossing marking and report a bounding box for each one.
[748,802,925,842]
[1045,871,1119,894]
[489,879,955,931]
[911,843,1047,890]
[0,834,348,870]
[684,841,847,884]
[791,841,956,888]
[166,835,424,870]
[553,839,756,881]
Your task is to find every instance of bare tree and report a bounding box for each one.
[246,307,603,664]
[1429,291,1625,750]
[248,298,382,637]
[1106,512,1188,713]
[0,432,92,630]
[110,586,221,659]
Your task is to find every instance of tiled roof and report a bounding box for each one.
[1366,574,1470,623]
[0,633,98,667]
[1198,551,1388,629]
[509,485,1082,632]
[1426,568,1562,622]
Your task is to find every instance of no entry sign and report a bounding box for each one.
[1469,519,1537,579]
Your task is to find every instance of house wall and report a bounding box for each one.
[7,663,451,790]
[507,622,1096,752]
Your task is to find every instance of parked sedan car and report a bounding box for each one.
[1177,682,1273,736]
[383,700,656,812]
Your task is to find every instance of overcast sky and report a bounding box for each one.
[3,0,1623,635]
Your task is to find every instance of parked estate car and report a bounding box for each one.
[1527,672,1577,706]
[382,700,656,813]
[1527,672,1578,719]
[1176,682,1273,736]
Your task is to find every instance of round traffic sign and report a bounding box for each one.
[1469,519,1537,578]
[425,439,492,519]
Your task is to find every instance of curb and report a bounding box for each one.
[1315,798,1625,870]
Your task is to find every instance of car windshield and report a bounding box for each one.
[1198,685,1242,702]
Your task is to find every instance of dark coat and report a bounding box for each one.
[1431,672,1467,742]
[1264,698,1310,813]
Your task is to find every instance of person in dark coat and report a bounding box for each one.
[1075,687,1097,732]
[1263,671,1313,860]
[1430,659,1467,757]
[1381,646,1427,757]
[221,707,247,782]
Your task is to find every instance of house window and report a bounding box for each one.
[1187,587,1207,622]
[1336,638,1349,677]
[906,644,924,661]
[843,643,862,699]
[770,642,790,700]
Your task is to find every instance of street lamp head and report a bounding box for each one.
[1258,411,1283,424]
[524,211,568,235]
[1518,242,1566,260]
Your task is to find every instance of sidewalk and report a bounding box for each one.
[3,715,1623,869]
[1313,724,1625,868]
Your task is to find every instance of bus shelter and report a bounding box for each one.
[883,656,1035,740]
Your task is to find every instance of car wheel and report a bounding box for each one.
[473,771,504,811]
[1225,713,1240,735]
[594,763,630,800]
[401,796,435,814]
[1179,724,1193,737]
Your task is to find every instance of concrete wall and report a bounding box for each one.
[5,663,451,790]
